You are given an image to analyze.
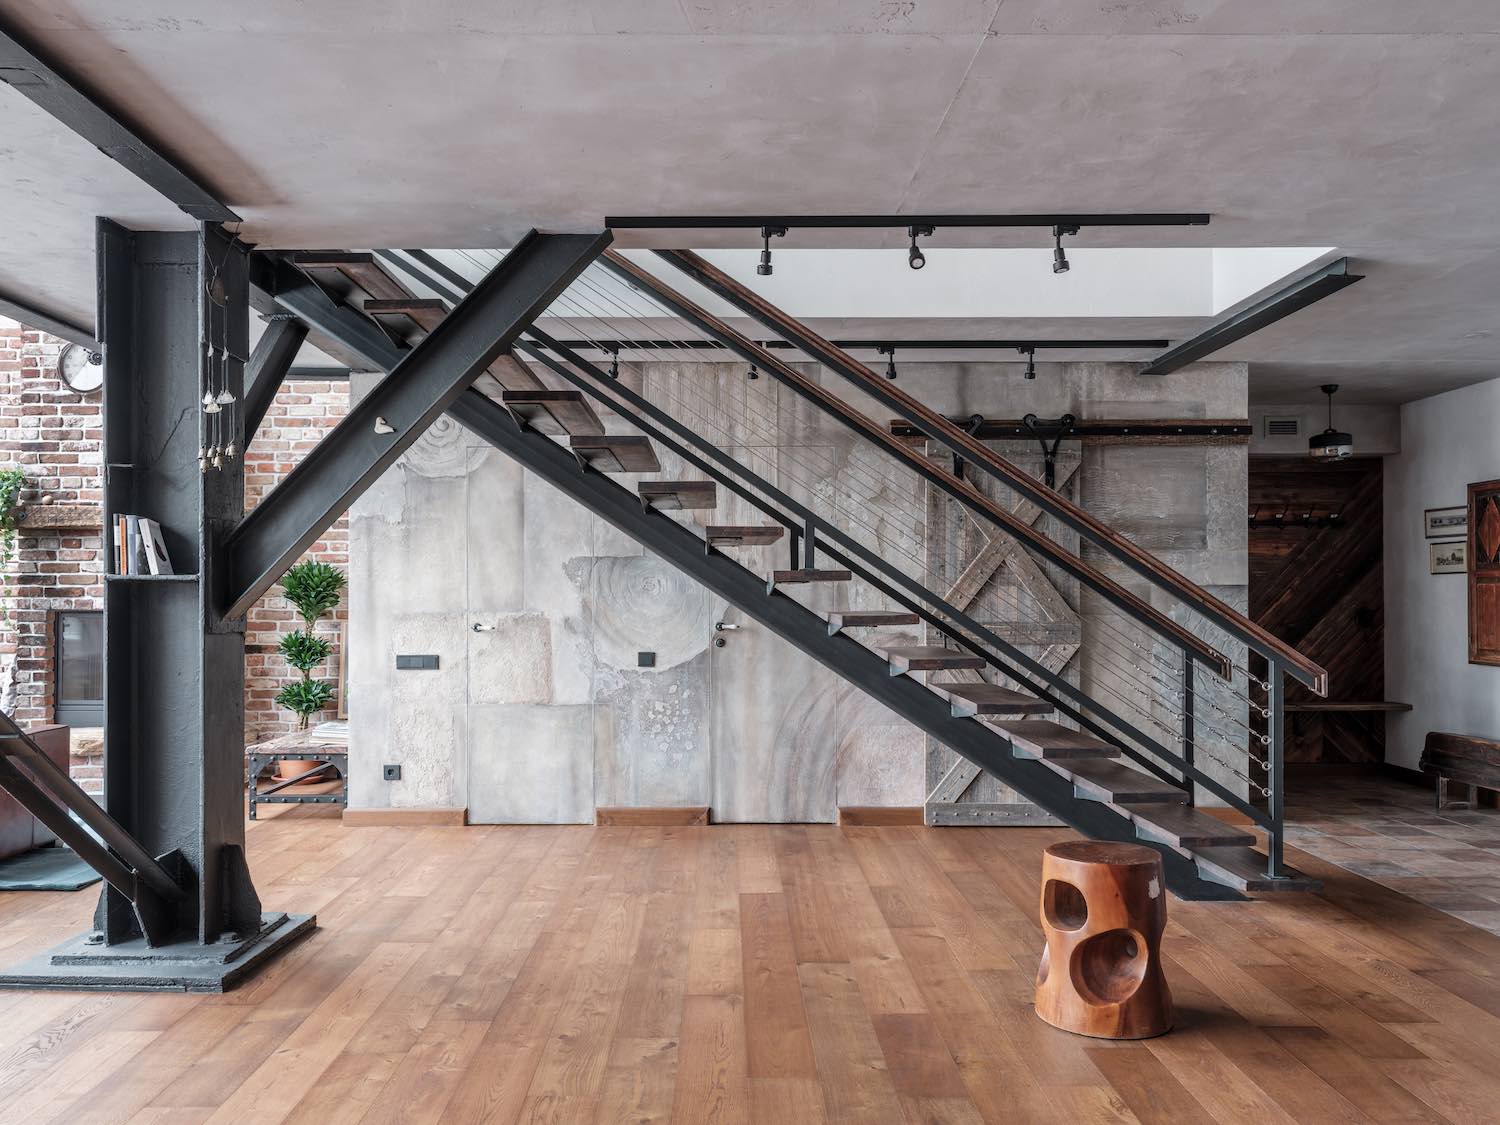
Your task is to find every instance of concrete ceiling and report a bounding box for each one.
[1,1,1498,403]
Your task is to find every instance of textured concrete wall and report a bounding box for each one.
[348,359,1249,821]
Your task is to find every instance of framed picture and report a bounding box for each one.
[1430,539,1467,575]
[1425,506,1467,539]
[1470,478,1500,665]
[336,621,349,719]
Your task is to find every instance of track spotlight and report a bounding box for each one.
[1019,346,1037,380]
[1051,224,1079,274]
[747,361,759,381]
[907,224,934,270]
[757,225,788,276]
[879,345,898,381]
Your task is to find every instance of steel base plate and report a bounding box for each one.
[0,911,315,993]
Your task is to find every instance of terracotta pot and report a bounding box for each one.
[276,759,322,784]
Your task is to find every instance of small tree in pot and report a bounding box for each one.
[274,560,346,755]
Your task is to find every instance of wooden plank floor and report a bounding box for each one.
[3,811,1500,1123]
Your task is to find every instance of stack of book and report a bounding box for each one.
[112,515,174,576]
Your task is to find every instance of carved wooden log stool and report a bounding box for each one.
[1034,840,1172,1039]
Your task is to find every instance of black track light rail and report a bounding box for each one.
[606,213,1210,230]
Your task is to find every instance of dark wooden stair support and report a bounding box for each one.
[570,435,661,473]
[1057,759,1188,804]
[769,569,853,586]
[990,719,1118,760]
[1128,804,1257,849]
[705,525,786,547]
[639,480,717,510]
[934,682,1052,717]
[364,298,447,336]
[289,251,412,301]
[883,645,986,674]
[825,611,920,632]
[1193,846,1322,894]
[501,389,605,436]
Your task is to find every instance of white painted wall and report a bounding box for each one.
[1249,402,1400,457]
[1384,377,1500,768]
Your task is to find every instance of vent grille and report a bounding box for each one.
[1263,416,1299,437]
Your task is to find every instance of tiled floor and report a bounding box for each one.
[1286,772,1500,934]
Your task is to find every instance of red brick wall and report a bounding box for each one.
[0,322,103,727]
[0,318,349,749]
[243,379,349,742]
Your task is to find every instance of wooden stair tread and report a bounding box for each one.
[289,251,412,301]
[1128,804,1257,849]
[882,645,985,673]
[935,682,1051,716]
[501,390,605,436]
[826,611,920,630]
[1056,758,1187,804]
[364,297,448,335]
[1193,846,1323,894]
[988,719,1117,759]
[770,569,853,585]
[638,481,717,510]
[570,435,661,473]
[705,525,785,546]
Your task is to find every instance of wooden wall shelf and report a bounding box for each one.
[16,504,101,532]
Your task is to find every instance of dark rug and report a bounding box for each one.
[0,846,101,891]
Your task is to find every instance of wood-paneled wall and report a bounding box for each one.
[1250,457,1385,763]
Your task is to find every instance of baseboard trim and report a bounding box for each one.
[838,806,924,827]
[594,806,709,826]
[342,807,467,827]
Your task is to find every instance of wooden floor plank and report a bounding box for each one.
[671,995,749,1124]
[1,816,1500,1125]
[739,892,817,1079]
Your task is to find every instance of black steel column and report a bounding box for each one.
[0,222,312,992]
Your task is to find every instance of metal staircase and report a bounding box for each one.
[249,239,1330,901]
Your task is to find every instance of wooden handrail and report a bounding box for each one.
[646,247,1328,697]
[601,250,1231,679]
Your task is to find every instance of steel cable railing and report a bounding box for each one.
[526,271,1266,808]
[429,249,1288,871]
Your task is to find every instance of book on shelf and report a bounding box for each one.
[111,515,175,576]
[140,518,173,575]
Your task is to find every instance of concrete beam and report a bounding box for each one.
[0,18,238,222]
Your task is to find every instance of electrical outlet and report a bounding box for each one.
[383,764,402,782]
[638,651,656,667]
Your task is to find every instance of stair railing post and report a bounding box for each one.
[803,521,816,569]
[788,527,801,571]
[1181,655,1195,805]
[1266,658,1286,879]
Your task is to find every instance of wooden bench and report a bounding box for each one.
[1419,731,1500,811]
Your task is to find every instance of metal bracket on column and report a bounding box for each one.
[1019,413,1076,489]
[224,230,610,619]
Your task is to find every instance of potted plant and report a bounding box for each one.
[273,560,346,778]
